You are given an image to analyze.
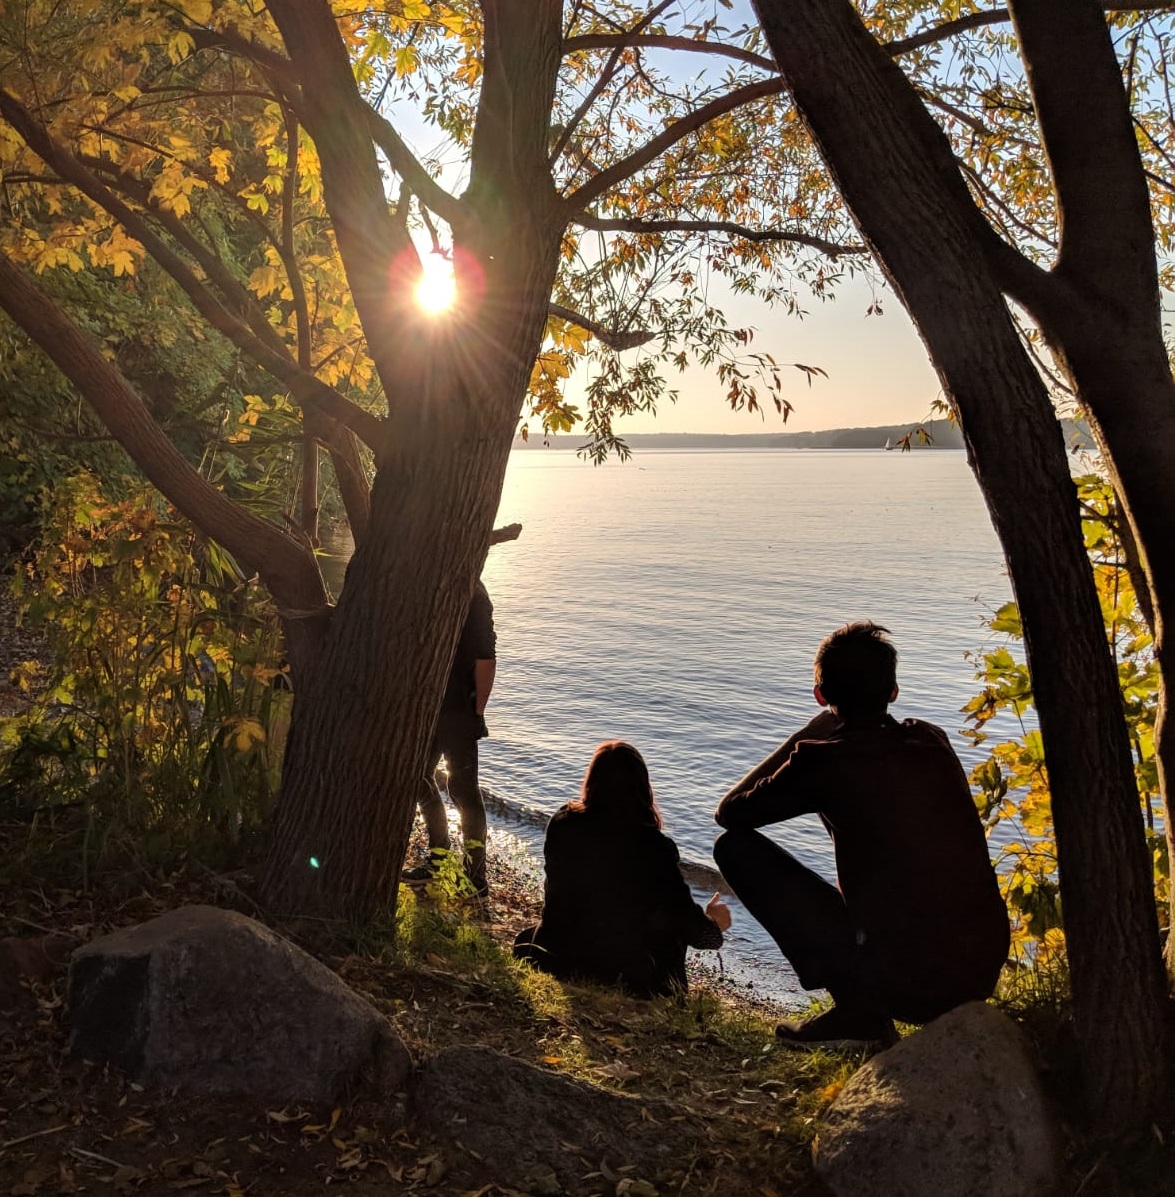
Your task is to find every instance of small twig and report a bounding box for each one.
[68,1145,126,1168]
[9,915,56,935]
[0,1124,69,1153]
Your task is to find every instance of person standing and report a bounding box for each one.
[405,579,496,897]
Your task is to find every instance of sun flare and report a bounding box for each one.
[415,252,457,315]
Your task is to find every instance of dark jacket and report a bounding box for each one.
[716,714,1009,1019]
[437,581,495,741]
[529,804,722,997]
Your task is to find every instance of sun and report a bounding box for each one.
[415,252,456,315]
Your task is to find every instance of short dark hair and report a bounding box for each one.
[814,622,898,716]
[572,740,663,829]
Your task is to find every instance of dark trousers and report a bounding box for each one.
[713,828,880,1009]
[419,730,487,889]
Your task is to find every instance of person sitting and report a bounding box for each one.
[713,621,1009,1048]
[514,741,731,997]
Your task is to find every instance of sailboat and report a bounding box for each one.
[883,437,894,451]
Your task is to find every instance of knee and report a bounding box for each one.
[713,827,757,871]
[451,781,485,820]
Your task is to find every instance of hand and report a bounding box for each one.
[705,892,732,932]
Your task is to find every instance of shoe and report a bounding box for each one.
[403,848,448,882]
[775,1004,898,1052]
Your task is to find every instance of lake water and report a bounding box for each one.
[471,448,1013,1002]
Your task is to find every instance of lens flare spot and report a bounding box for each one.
[309,856,320,869]
[415,252,456,314]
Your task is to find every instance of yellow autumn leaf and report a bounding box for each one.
[394,45,418,76]
[248,264,282,298]
[209,146,232,184]
[167,30,195,64]
[231,717,266,752]
[241,189,269,214]
[175,0,213,21]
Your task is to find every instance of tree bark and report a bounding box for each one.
[753,0,1168,1131]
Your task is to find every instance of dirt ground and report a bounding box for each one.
[0,845,838,1197]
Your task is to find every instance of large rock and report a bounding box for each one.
[68,905,410,1103]
[413,1045,696,1191]
[813,1001,1060,1197]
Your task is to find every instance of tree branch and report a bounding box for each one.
[76,146,291,356]
[489,522,522,545]
[191,23,466,230]
[362,107,468,229]
[1010,0,1162,323]
[886,10,1008,55]
[885,3,1175,57]
[316,418,371,546]
[563,32,776,72]
[562,76,785,213]
[0,88,386,452]
[573,212,868,258]
[0,252,326,619]
[188,25,304,102]
[547,301,653,350]
[265,0,421,420]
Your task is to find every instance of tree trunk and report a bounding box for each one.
[753,0,1168,1131]
[257,0,566,917]
[1038,331,1175,985]
[1001,0,1175,984]
[257,251,561,916]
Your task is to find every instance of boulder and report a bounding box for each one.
[413,1045,695,1191]
[813,1001,1060,1197]
[68,905,410,1103]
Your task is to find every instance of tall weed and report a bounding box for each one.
[0,474,289,873]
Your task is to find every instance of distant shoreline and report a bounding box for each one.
[517,419,963,452]
[515,417,1092,454]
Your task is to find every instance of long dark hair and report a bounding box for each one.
[571,740,663,829]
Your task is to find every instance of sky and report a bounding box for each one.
[611,273,942,436]
[391,6,946,439]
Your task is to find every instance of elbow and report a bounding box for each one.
[714,798,737,829]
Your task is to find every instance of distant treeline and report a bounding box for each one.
[517,418,1093,452]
